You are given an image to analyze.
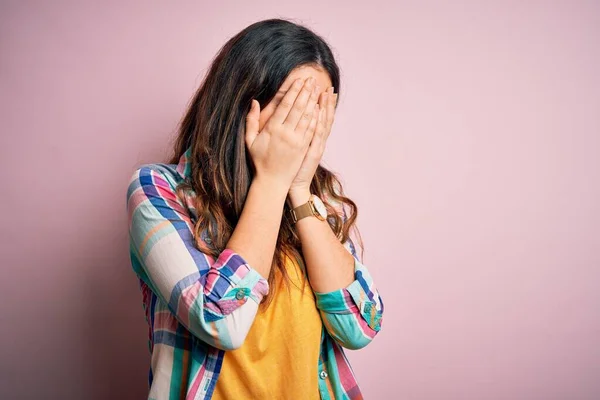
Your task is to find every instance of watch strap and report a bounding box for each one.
[291,201,315,224]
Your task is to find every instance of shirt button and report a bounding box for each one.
[319,371,328,379]
[235,289,245,300]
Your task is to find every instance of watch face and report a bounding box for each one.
[312,195,328,219]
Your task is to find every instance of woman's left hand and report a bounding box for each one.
[288,86,338,203]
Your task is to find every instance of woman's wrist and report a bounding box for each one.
[251,176,290,202]
[288,187,312,208]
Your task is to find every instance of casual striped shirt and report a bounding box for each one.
[126,146,384,399]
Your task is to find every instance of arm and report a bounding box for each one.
[289,189,384,350]
[286,83,383,349]
[127,76,321,350]
[127,166,287,350]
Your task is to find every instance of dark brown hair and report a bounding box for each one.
[168,18,362,307]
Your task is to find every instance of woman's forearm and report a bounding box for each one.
[288,189,355,293]
[227,177,289,278]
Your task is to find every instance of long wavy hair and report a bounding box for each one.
[168,18,362,307]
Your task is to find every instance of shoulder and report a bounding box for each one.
[127,162,183,197]
[126,162,199,222]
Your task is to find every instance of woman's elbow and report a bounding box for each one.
[329,322,381,350]
[338,334,373,350]
[189,301,260,351]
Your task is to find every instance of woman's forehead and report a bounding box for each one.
[279,65,332,93]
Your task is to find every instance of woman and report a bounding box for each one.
[126,18,384,400]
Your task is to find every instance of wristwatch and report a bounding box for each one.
[290,194,328,224]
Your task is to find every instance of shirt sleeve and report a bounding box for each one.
[313,197,384,350]
[126,165,269,351]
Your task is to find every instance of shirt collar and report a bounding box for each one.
[176,145,193,179]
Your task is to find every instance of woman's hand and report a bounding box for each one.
[245,77,321,192]
[288,86,338,203]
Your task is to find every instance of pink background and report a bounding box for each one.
[1,1,599,399]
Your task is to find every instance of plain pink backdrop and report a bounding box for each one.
[1,1,599,399]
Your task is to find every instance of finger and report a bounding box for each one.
[306,106,327,160]
[294,83,320,134]
[283,77,318,131]
[303,103,320,146]
[325,92,337,140]
[318,105,329,151]
[317,102,326,138]
[268,78,305,127]
[310,106,325,147]
[245,99,260,148]
[319,102,327,129]
[326,87,336,131]
[319,91,329,114]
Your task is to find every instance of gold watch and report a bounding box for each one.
[290,194,328,224]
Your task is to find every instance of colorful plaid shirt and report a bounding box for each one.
[126,146,384,400]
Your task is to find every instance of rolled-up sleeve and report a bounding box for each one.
[313,198,384,350]
[127,166,269,351]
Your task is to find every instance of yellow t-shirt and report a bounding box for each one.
[212,254,323,399]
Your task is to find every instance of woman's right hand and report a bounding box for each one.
[245,77,321,191]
